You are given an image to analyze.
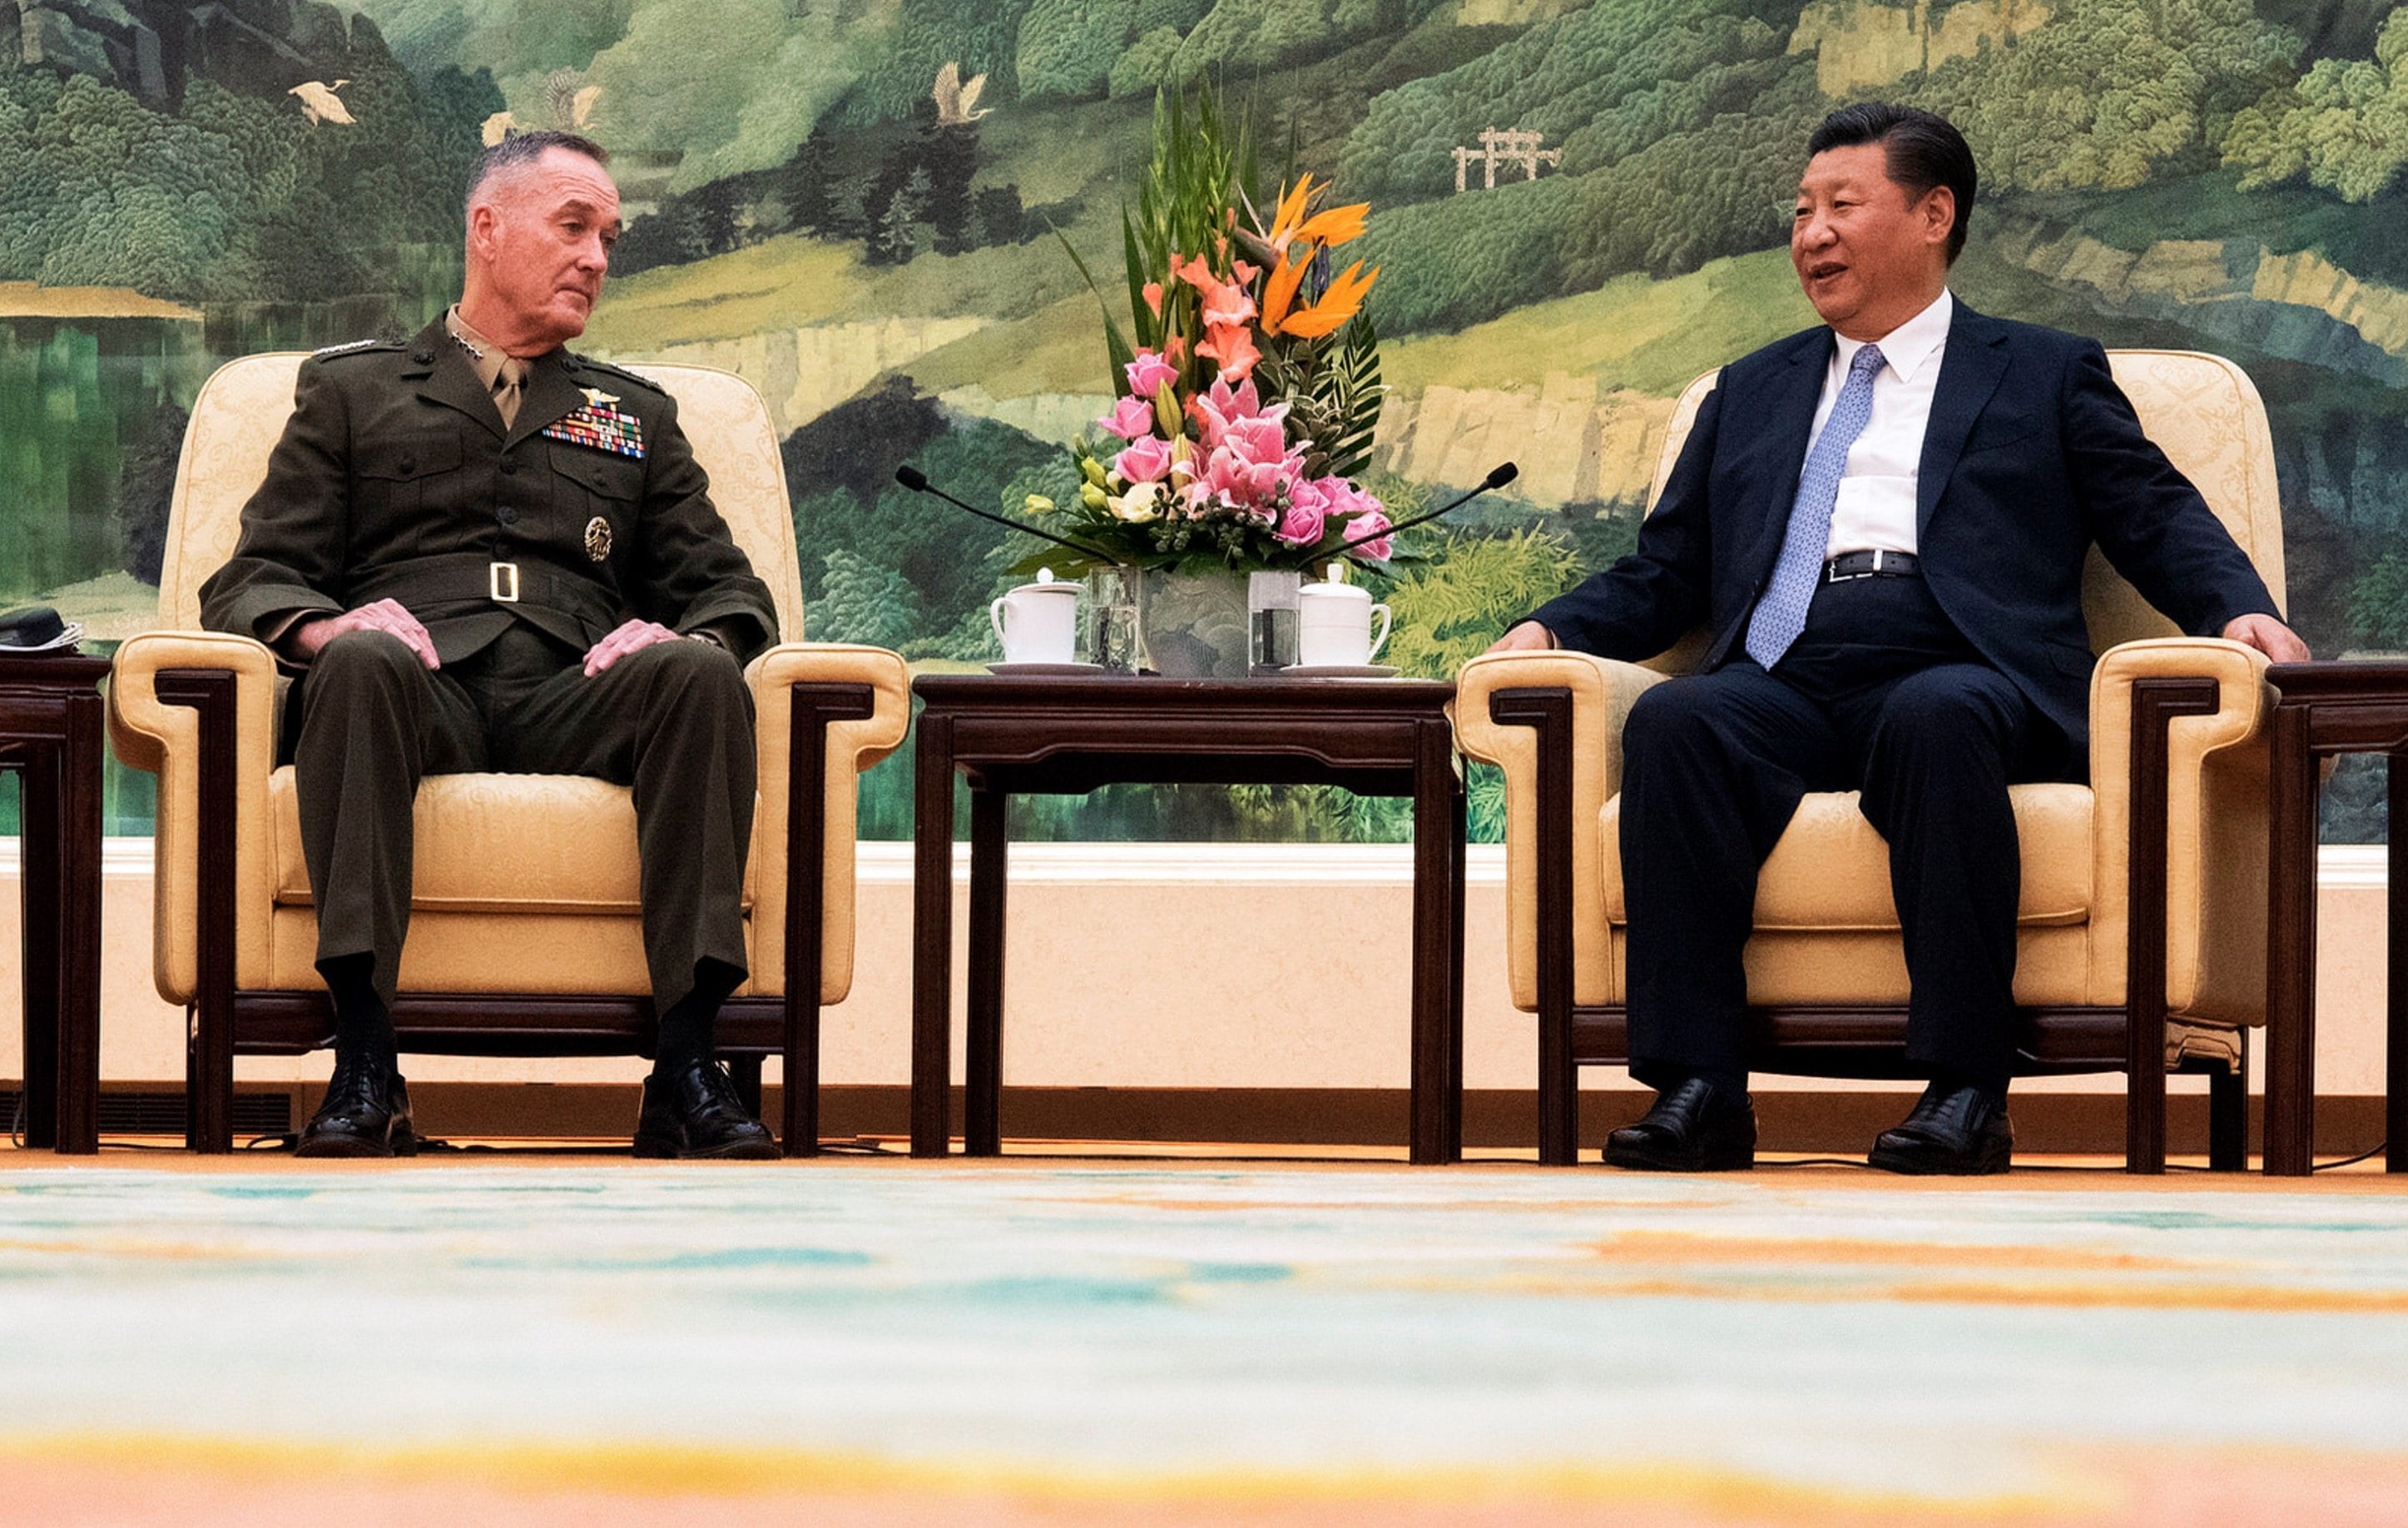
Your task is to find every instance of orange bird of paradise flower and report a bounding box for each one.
[1260,175,1377,339]
[1275,259,1378,339]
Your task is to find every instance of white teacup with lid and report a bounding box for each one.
[989,568,1080,664]
[1296,563,1392,668]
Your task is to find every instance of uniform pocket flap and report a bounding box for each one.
[356,434,463,481]
[553,448,644,501]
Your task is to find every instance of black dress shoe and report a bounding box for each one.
[1869,1083,2013,1175]
[1604,1078,1756,1171]
[294,1055,414,1158]
[633,1057,780,1160]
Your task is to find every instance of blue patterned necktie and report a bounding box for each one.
[1745,342,1887,670]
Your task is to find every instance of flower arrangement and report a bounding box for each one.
[1030,85,1391,577]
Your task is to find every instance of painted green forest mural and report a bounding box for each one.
[7,0,2408,841]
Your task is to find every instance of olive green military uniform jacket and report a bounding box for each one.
[200,317,778,667]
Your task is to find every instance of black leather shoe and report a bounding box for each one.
[1869,1083,2013,1175]
[1604,1078,1756,1171]
[633,1057,780,1160]
[294,1055,414,1158]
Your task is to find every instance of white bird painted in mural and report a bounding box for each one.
[933,61,988,126]
[289,79,354,127]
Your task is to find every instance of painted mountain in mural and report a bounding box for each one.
[7,0,2408,838]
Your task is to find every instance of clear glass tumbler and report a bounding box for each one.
[1247,569,1302,673]
[1085,567,1141,672]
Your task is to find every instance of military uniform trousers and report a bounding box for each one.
[1617,573,2079,1092]
[293,623,757,1015]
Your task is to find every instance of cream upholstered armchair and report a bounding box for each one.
[108,354,909,1153]
[1454,350,2284,1171]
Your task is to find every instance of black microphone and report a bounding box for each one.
[893,465,1121,563]
[1312,462,1518,566]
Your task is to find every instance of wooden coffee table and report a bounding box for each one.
[909,674,1467,1163]
[0,651,110,1153]
[2265,661,2408,1175]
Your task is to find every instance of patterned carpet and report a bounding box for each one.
[5,1160,2408,1525]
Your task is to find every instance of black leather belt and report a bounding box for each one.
[1823,549,1919,582]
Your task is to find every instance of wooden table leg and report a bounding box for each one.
[964,786,1008,1158]
[17,741,62,1150]
[2264,702,2318,1176]
[909,712,957,1158]
[1408,719,1460,1164]
[2390,752,2408,1173]
[58,689,102,1153]
[1448,779,1468,1160]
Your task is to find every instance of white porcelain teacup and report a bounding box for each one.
[1296,575,1392,668]
[988,570,1080,664]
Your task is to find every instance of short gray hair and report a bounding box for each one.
[465,130,611,215]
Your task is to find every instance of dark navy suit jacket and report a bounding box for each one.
[1524,304,2280,752]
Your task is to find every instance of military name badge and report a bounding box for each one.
[584,515,612,562]
[540,394,647,459]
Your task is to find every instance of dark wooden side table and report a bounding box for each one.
[2265,661,2408,1176]
[909,674,1467,1163]
[0,652,109,1153]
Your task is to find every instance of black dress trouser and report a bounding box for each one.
[1618,574,2076,1092]
[292,623,758,1015]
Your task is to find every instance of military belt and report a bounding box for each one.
[348,551,620,631]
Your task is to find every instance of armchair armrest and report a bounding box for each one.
[2088,637,2273,1030]
[1452,650,1666,1015]
[746,642,913,1005]
[107,632,282,1004]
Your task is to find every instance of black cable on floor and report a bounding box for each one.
[2311,1140,2388,1172]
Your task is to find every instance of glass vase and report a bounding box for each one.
[1136,568,1251,677]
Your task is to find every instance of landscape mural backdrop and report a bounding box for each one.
[6,0,2406,841]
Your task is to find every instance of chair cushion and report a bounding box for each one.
[270,766,756,913]
[1601,784,2093,930]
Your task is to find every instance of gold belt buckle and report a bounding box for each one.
[489,561,521,603]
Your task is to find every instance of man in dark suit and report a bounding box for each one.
[1488,102,2307,1173]
[201,131,784,1159]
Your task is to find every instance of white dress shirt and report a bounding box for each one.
[1804,288,1954,558]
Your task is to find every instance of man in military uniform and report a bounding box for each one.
[201,131,783,1158]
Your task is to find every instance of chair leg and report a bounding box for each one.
[1489,687,1581,1166]
[2208,1029,2249,1172]
[726,1054,765,1120]
[779,682,872,1161]
[157,669,241,1153]
[194,977,235,1155]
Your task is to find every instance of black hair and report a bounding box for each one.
[465,130,611,214]
[1806,102,1975,263]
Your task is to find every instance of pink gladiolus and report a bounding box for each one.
[1125,349,1177,398]
[1141,281,1163,316]
[1196,321,1261,383]
[1113,434,1173,484]
[1097,394,1157,441]
[1173,254,1259,333]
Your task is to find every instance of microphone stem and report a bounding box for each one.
[905,479,1121,563]
[1311,482,1489,566]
